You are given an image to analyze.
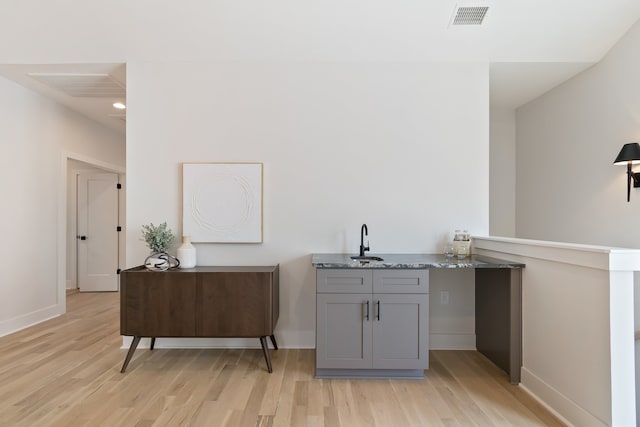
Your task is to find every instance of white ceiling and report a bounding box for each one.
[489,62,596,109]
[0,64,126,133]
[0,2,638,126]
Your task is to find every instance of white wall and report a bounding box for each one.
[489,107,516,237]
[126,61,490,347]
[0,0,492,349]
[515,19,640,427]
[0,76,125,336]
[475,237,639,427]
[516,20,640,247]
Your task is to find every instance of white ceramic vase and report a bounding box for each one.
[177,236,196,268]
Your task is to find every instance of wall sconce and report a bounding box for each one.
[614,142,640,202]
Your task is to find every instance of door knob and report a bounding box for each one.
[77,235,87,241]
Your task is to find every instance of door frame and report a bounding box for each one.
[58,151,125,310]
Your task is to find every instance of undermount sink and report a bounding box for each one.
[350,255,384,262]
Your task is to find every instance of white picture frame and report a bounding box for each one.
[182,163,263,243]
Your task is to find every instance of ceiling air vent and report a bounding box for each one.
[451,6,489,26]
[26,73,125,98]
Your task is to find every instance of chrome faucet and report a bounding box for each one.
[359,224,370,256]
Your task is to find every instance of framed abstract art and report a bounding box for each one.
[182,163,263,243]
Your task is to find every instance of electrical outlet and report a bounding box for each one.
[440,290,449,305]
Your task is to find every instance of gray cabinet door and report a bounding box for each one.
[316,293,372,369]
[373,269,429,294]
[317,269,372,293]
[371,294,429,370]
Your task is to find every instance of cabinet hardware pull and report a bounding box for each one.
[365,300,369,321]
[376,300,380,321]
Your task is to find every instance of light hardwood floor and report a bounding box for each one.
[0,292,565,427]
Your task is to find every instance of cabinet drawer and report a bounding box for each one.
[373,269,428,294]
[317,269,372,293]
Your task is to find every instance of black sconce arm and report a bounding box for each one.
[625,163,640,202]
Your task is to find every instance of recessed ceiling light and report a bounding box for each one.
[113,102,126,110]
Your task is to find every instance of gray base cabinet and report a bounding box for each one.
[315,269,429,378]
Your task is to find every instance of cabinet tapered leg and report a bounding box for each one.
[259,336,273,373]
[150,337,156,350]
[269,335,278,350]
[121,336,141,373]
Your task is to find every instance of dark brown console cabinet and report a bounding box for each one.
[120,265,279,373]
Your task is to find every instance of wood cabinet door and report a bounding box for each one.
[122,271,197,337]
[371,294,429,370]
[196,272,271,336]
[316,293,372,369]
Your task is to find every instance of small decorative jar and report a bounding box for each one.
[456,241,470,259]
[452,229,471,258]
[177,236,196,269]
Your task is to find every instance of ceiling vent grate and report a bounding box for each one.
[451,6,489,25]
[26,73,125,98]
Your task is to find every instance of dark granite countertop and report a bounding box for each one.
[311,253,524,269]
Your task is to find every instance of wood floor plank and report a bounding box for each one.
[368,380,411,426]
[0,292,566,427]
[271,350,299,427]
[257,351,286,416]
[399,384,435,426]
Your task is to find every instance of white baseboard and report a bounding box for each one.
[521,367,607,427]
[429,333,476,350]
[276,330,315,348]
[121,330,316,350]
[0,304,64,338]
[123,337,262,349]
[119,332,475,351]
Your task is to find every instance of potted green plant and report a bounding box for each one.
[141,222,179,270]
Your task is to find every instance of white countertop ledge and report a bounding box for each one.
[473,235,640,271]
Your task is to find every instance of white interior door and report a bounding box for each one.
[77,173,119,292]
